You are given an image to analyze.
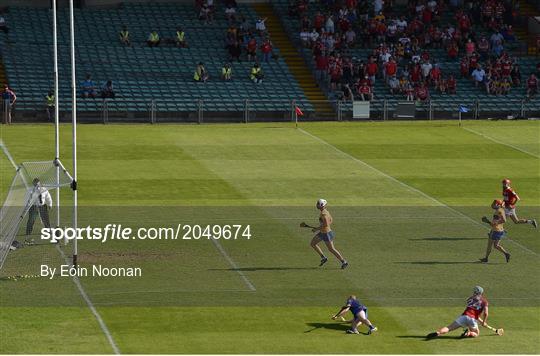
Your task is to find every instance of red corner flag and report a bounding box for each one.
[295,106,304,116]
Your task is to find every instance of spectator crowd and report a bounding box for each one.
[290,0,539,102]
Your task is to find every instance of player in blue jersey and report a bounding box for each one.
[332,295,378,335]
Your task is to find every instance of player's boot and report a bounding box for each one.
[426,332,438,339]
[460,329,469,338]
[367,326,378,335]
[479,257,488,263]
[319,256,328,267]
[532,219,538,229]
[341,261,349,269]
[346,329,359,334]
[505,253,511,263]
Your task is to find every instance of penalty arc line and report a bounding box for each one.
[56,246,121,354]
[462,126,540,159]
[211,238,256,291]
[297,128,539,257]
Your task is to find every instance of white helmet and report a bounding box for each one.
[316,199,327,209]
[473,286,484,295]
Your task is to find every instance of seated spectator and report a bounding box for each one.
[358,83,372,101]
[199,5,212,24]
[225,4,237,24]
[147,30,160,47]
[119,25,130,46]
[405,83,415,101]
[447,41,459,60]
[527,74,538,98]
[194,62,209,82]
[300,29,310,47]
[388,75,400,95]
[477,36,490,60]
[176,27,188,48]
[0,15,9,34]
[421,60,433,82]
[438,76,447,94]
[221,63,232,81]
[250,63,264,83]
[471,64,486,88]
[339,83,354,101]
[446,75,457,94]
[81,75,97,98]
[415,82,430,102]
[491,40,504,57]
[101,80,115,99]
[511,64,521,86]
[255,17,268,36]
[228,40,241,62]
[500,78,511,95]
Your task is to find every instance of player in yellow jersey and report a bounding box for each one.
[302,199,348,269]
[480,200,510,263]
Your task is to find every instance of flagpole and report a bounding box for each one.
[458,109,462,127]
[295,110,298,129]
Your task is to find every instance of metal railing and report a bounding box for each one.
[5,97,540,124]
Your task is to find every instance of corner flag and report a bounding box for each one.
[295,106,304,116]
[459,105,469,113]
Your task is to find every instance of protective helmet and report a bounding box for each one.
[492,199,504,208]
[473,286,484,295]
[316,199,327,209]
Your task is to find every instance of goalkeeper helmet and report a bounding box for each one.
[316,199,327,209]
[473,286,484,295]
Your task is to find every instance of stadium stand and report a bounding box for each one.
[0,2,315,121]
[273,0,540,118]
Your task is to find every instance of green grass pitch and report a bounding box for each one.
[0,120,539,354]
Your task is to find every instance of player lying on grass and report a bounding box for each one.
[501,179,537,228]
[480,199,511,263]
[332,295,377,335]
[301,199,348,269]
[426,286,488,339]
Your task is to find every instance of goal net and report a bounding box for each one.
[0,160,73,276]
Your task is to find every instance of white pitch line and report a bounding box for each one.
[0,139,18,169]
[462,126,540,159]
[211,238,256,291]
[298,128,539,256]
[56,246,121,355]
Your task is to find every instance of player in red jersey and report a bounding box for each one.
[501,179,537,228]
[426,286,488,339]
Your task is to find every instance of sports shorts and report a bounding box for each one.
[455,315,478,329]
[318,231,335,242]
[504,207,516,217]
[489,230,506,240]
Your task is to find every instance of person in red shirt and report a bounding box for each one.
[527,74,538,98]
[429,64,441,87]
[446,75,456,94]
[246,37,257,62]
[460,57,469,78]
[313,12,324,31]
[501,179,537,227]
[427,286,488,339]
[365,59,378,84]
[260,39,273,62]
[415,83,429,102]
[384,58,397,83]
[447,42,459,60]
[358,83,372,101]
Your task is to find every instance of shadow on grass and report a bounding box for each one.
[209,266,319,271]
[395,261,481,265]
[409,237,485,241]
[396,335,463,341]
[305,322,368,335]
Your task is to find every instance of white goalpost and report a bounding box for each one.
[0,0,78,272]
